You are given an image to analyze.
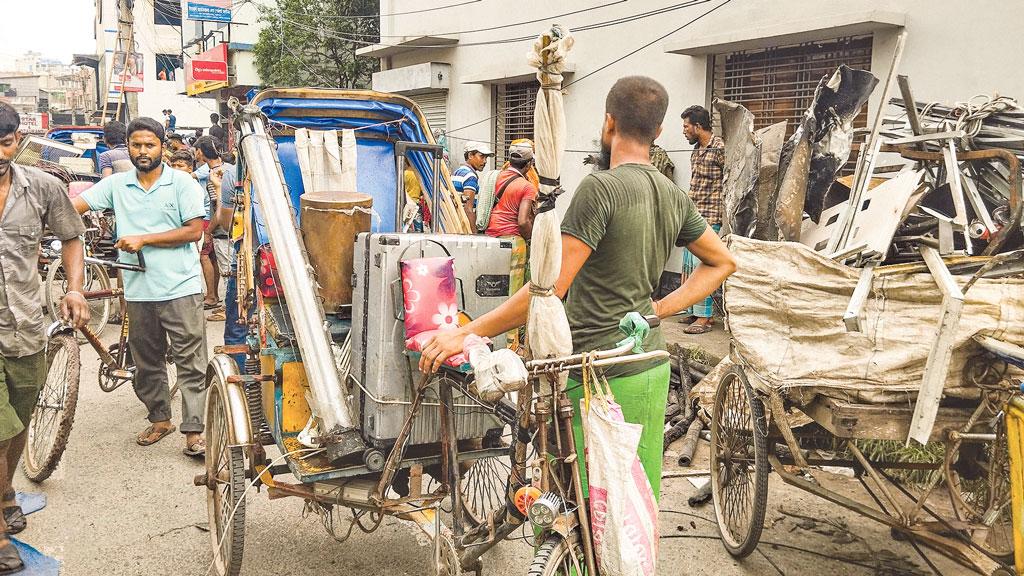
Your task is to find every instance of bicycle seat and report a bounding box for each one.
[973,335,1024,370]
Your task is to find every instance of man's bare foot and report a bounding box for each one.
[137,421,176,446]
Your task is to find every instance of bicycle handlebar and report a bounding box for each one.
[524,313,666,373]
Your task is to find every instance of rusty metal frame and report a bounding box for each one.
[880,144,1022,257]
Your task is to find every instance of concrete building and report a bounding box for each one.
[0,75,52,115]
[92,0,270,128]
[360,0,1023,207]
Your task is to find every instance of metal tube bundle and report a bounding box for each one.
[234,103,365,462]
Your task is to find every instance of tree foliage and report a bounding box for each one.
[253,0,380,89]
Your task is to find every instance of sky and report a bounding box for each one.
[0,1,98,64]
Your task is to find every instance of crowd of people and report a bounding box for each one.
[0,74,732,573]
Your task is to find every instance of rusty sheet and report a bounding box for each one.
[716,99,760,237]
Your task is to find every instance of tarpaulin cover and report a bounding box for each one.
[46,127,108,171]
[251,96,449,244]
[724,235,1024,404]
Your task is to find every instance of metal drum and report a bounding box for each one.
[299,191,373,314]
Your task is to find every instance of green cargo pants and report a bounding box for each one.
[0,351,46,442]
[565,362,670,501]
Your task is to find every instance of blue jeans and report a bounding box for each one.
[223,256,250,369]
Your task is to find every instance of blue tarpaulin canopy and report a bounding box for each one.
[250,90,450,245]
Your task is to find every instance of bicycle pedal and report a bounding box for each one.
[110,369,134,379]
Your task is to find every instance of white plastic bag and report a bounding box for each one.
[582,365,658,576]
[464,335,529,402]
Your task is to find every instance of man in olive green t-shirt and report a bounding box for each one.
[419,76,736,503]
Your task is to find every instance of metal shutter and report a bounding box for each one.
[409,91,448,136]
[712,35,873,137]
[494,81,539,165]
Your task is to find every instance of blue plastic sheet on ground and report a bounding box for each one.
[12,492,59,574]
[16,492,45,517]
[11,538,59,576]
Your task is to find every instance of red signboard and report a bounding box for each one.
[186,43,228,96]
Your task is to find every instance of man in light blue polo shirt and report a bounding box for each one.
[72,117,209,458]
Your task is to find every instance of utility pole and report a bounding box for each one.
[101,0,137,123]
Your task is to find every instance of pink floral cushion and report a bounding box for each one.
[401,256,458,338]
[405,330,470,369]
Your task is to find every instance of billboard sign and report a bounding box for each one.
[19,113,48,134]
[112,51,144,92]
[185,0,232,23]
[186,43,229,96]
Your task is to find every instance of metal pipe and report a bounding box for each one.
[232,102,364,461]
[677,418,705,467]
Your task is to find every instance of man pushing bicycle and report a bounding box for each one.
[419,76,736,515]
[0,101,89,573]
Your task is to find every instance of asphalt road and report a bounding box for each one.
[15,320,965,575]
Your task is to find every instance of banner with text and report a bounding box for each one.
[186,43,229,96]
[185,0,232,23]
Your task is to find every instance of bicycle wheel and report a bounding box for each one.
[205,378,247,576]
[528,534,585,576]
[710,366,769,558]
[22,332,81,483]
[46,257,111,340]
[945,416,1014,560]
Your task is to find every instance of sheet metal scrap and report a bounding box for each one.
[774,65,878,240]
[715,98,759,238]
[804,65,879,223]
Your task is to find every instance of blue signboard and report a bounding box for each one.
[186,1,232,23]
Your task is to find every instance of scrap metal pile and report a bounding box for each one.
[719,68,1022,265]
[710,56,1024,445]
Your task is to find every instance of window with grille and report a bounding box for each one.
[711,35,873,137]
[494,81,539,165]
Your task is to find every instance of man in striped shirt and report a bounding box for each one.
[452,140,493,226]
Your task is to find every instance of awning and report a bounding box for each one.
[461,62,576,86]
[663,10,904,56]
[356,35,458,59]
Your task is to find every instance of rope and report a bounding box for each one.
[528,282,554,297]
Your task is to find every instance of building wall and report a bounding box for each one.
[94,0,269,129]
[373,0,1022,212]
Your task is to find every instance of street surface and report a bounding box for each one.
[15,317,962,575]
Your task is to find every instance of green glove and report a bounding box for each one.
[616,312,650,353]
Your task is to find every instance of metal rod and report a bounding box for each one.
[847,442,906,523]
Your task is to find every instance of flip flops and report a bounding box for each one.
[203,301,222,311]
[0,539,23,574]
[684,321,714,334]
[0,492,24,537]
[2,508,24,536]
[136,424,176,446]
[183,439,206,458]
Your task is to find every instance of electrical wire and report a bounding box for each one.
[273,0,628,40]
[273,0,714,49]
[442,0,733,136]
[249,0,483,20]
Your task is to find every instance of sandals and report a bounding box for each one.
[203,301,221,311]
[684,320,713,335]
[2,509,24,537]
[183,438,206,458]
[0,492,24,536]
[136,424,176,446]
[206,310,226,322]
[0,539,23,574]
